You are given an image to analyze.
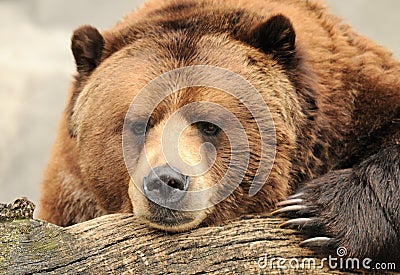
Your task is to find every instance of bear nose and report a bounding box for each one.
[143,165,190,204]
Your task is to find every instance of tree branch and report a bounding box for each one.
[0,210,361,274]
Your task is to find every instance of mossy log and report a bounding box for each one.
[0,211,368,274]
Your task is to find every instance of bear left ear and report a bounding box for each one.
[71,25,104,76]
[248,14,296,65]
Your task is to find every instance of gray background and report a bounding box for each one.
[1,0,399,211]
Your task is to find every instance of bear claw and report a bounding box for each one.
[280,217,313,228]
[277,198,304,206]
[300,237,333,247]
[271,204,308,215]
[286,192,305,200]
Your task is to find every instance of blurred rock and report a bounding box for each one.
[326,0,400,58]
[27,0,139,30]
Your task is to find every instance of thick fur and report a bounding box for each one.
[38,0,400,264]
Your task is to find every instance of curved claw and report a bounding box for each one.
[277,198,304,207]
[271,205,307,215]
[300,237,332,247]
[280,218,313,228]
[287,192,304,200]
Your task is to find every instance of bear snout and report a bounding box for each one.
[143,165,190,205]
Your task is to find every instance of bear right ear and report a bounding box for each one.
[71,26,104,76]
[248,14,296,66]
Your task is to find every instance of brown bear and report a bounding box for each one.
[38,0,400,264]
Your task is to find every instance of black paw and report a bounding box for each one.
[272,171,349,256]
[274,146,400,265]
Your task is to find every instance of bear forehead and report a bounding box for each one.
[84,31,278,103]
[103,5,262,58]
[74,30,289,132]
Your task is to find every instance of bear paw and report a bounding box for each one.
[272,178,345,257]
[273,146,400,264]
[273,188,338,252]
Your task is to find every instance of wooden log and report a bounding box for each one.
[0,211,365,274]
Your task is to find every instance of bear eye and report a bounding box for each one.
[130,121,147,135]
[197,122,220,136]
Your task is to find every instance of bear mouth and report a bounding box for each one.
[147,201,195,229]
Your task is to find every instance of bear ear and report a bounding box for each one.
[71,26,104,76]
[248,14,296,65]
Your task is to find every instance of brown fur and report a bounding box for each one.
[39,0,399,233]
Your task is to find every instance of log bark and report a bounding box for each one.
[0,213,367,274]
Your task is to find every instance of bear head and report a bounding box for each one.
[68,11,308,232]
